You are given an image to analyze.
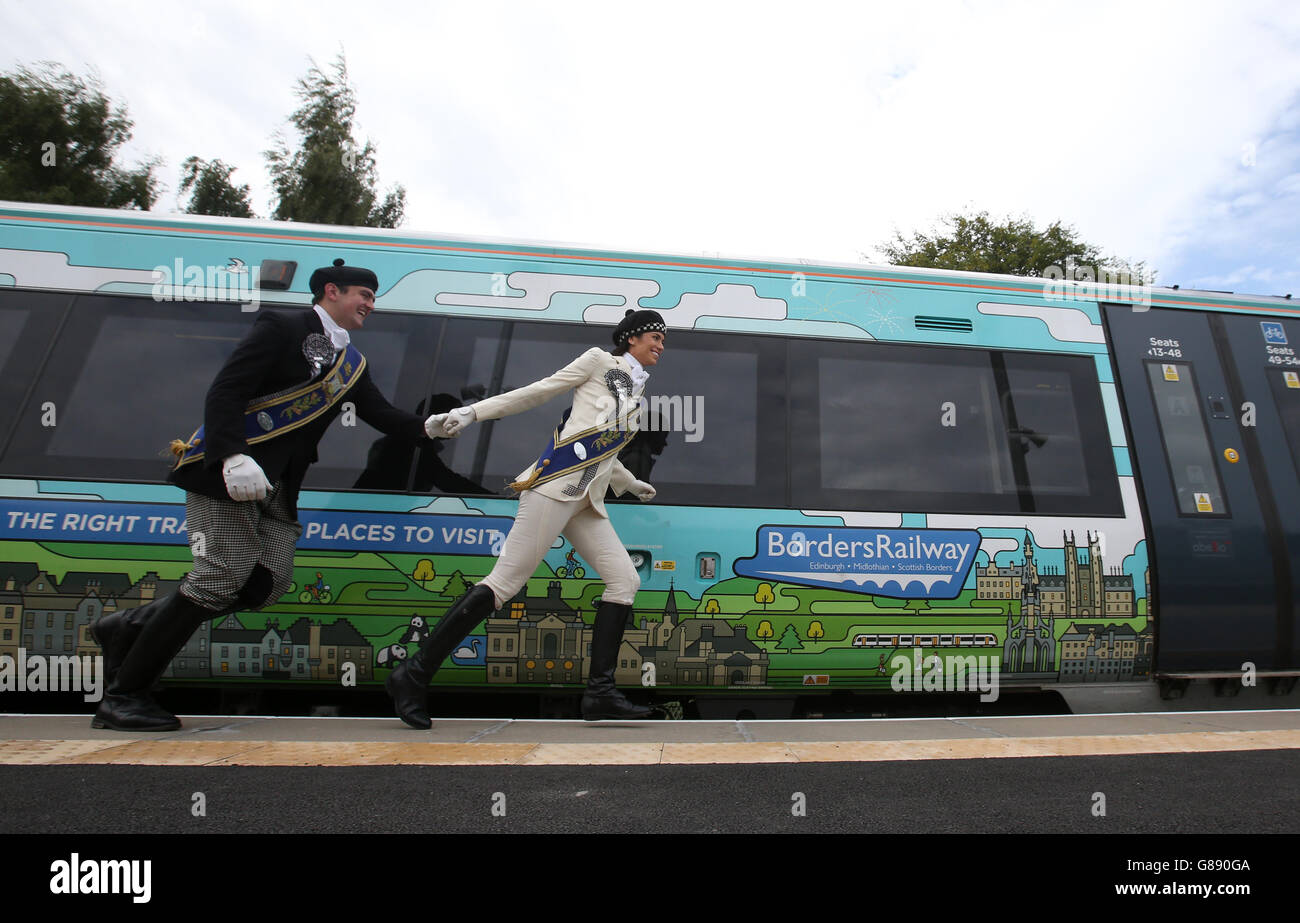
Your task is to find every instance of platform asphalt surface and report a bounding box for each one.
[1,749,1297,834]
[1,710,1296,833]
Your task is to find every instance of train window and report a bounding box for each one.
[0,293,437,488]
[1,295,259,481]
[999,352,1121,516]
[1144,361,1228,516]
[795,346,1017,510]
[427,320,786,507]
[1265,368,1300,482]
[0,289,74,456]
[428,319,594,495]
[614,329,785,508]
[789,340,1120,515]
[302,312,440,492]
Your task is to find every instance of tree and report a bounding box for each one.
[875,209,1151,283]
[756,620,774,641]
[412,559,436,589]
[179,157,255,218]
[0,63,158,209]
[754,583,775,610]
[265,54,406,228]
[705,599,720,614]
[807,620,824,640]
[775,624,804,652]
[443,570,471,599]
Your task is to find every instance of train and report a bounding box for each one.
[1,200,1296,718]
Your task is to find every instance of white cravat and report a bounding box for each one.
[623,351,649,391]
[313,305,350,351]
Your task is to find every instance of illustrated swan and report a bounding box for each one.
[453,638,482,660]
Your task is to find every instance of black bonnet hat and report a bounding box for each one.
[612,309,667,347]
[309,258,379,298]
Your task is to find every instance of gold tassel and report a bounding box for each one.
[508,459,549,492]
[169,433,201,459]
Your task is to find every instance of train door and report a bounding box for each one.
[1216,313,1300,670]
[1104,303,1294,672]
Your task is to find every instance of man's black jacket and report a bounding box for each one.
[169,308,426,514]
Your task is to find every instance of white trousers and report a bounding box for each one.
[480,490,640,607]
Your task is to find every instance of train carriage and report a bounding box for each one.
[1,201,1296,716]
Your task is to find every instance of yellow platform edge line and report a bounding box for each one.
[0,729,1297,766]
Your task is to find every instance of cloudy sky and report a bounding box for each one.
[4,0,1299,297]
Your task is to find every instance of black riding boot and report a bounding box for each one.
[90,593,172,689]
[386,584,497,729]
[582,601,652,720]
[91,592,217,732]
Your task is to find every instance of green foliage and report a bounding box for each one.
[0,63,158,209]
[876,209,1151,283]
[179,156,255,218]
[265,54,406,228]
[443,570,471,599]
[775,623,804,651]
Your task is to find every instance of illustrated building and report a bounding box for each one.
[983,531,1142,677]
[1058,622,1153,681]
[480,579,768,687]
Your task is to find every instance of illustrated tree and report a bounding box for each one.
[903,598,930,614]
[875,209,1151,283]
[0,63,159,208]
[412,559,436,589]
[705,598,720,614]
[754,583,775,610]
[443,570,471,599]
[265,53,406,228]
[775,624,804,652]
[179,156,255,218]
[807,620,824,640]
[756,620,774,641]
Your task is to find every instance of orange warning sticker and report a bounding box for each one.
[1194,492,1213,513]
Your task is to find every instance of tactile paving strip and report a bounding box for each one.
[0,740,128,764]
[1,729,1296,766]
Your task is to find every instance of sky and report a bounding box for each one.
[3,0,1300,297]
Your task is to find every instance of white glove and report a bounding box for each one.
[222,454,272,502]
[424,413,450,438]
[629,479,656,502]
[442,405,477,438]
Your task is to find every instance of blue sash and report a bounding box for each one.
[171,344,366,469]
[509,416,636,491]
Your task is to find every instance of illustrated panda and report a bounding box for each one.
[376,643,409,667]
[398,615,430,645]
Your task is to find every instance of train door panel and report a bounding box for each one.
[1104,305,1276,671]
[1218,313,1300,668]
